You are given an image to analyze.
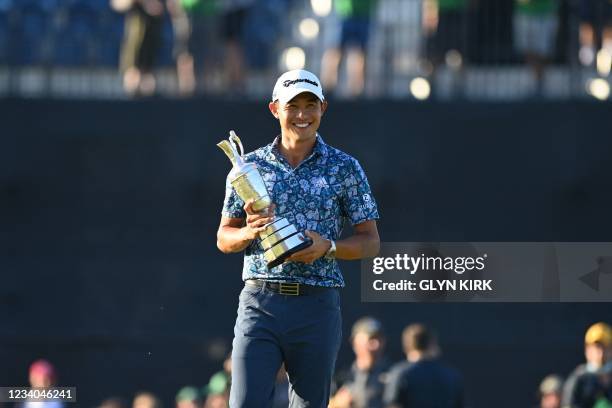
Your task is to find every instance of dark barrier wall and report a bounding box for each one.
[1,99,611,407]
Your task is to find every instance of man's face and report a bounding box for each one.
[29,372,53,387]
[540,392,561,408]
[352,332,383,358]
[269,92,327,142]
[585,343,608,367]
[176,401,198,408]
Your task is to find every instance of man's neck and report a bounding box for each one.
[355,354,376,371]
[407,349,438,363]
[278,133,317,168]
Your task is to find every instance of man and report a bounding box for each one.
[422,0,472,97]
[513,0,559,95]
[329,317,390,408]
[217,69,380,408]
[175,386,202,408]
[202,355,231,408]
[384,323,464,408]
[132,392,162,408]
[538,374,563,408]
[17,359,65,408]
[562,322,612,408]
[114,0,164,97]
[577,0,612,68]
[321,0,378,97]
[220,0,255,95]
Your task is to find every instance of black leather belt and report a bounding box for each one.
[245,279,332,296]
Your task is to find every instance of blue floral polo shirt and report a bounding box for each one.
[221,134,379,287]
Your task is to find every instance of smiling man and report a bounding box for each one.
[217,69,380,407]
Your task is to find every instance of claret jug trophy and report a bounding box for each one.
[218,131,312,268]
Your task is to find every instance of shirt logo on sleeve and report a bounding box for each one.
[363,193,374,209]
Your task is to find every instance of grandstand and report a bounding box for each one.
[0,0,610,99]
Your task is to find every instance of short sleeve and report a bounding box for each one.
[221,174,246,218]
[341,158,380,225]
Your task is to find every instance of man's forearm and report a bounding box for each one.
[336,232,380,260]
[217,226,253,253]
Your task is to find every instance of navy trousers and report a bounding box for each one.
[230,282,342,408]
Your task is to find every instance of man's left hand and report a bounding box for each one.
[286,230,331,265]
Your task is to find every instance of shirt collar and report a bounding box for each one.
[267,133,328,162]
[313,134,329,157]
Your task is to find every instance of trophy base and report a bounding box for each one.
[266,238,313,269]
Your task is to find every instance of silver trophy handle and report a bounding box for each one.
[229,130,244,157]
[217,140,239,166]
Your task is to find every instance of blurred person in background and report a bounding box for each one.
[329,317,390,408]
[538,374,563,408]
[220,0,254,95]
[167,0,219,96]
[16,359,65,408]
[28,360,57,389]
[577,0,612,70]
[98,397,129,408]
[422,0,472,97]
[203,394,227,408]
[111,0,164,97]
[175,386,202,408]
[167,0,196,96]
[383,323,464,408]
[513,0,559,96]
[202,355,231,408]
[562,322,612,408]
[203,372,229,407]
[321,0,378,98]
[132,392,162,408]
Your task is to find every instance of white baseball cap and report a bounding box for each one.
[271,69,325,105]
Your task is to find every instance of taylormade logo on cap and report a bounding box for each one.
[282,78,319,87]
[272,69,325,104]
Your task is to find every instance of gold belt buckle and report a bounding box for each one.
[279,282,300,296]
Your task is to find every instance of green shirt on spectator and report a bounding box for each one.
[515,0,557,15]
[335,0,377,18]
[594,398,612,408]
[437,0,468,11]
[180,0,217,15]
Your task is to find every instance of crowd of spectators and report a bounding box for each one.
[0,0,610,99]
[526,322,612,408]
[15,320,611,407]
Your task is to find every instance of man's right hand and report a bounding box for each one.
[241,200,276,241]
